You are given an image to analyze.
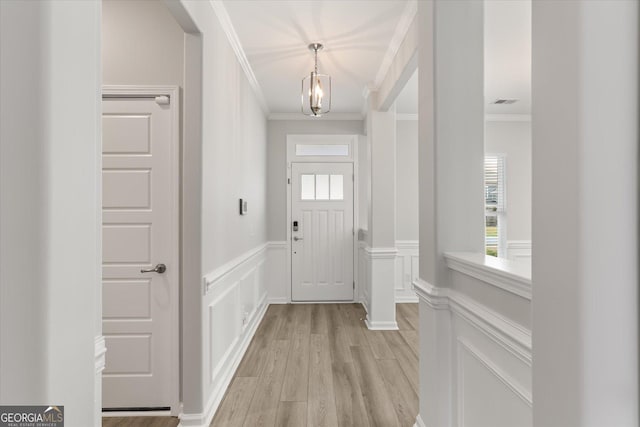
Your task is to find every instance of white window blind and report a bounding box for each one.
[484,156,505,213]
[485,155,506,257]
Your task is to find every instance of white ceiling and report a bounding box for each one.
[484,0,531,115]
[222,0,411,115]
[222,0,530,117]
[394,0,531,116]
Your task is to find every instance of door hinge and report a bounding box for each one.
[288,178,291,184]
[353,281,355,289]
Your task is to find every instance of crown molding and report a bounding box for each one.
[209,0,270,114]
[268,112,364,121]
[373,0,417,90]
[485,114,532,122]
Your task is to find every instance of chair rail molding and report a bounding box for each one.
[413,275,532,427]
[413,278,532,361]
[181,242,269,427]
[395,240,419,303]
[203,243,268,295]
[444,252,532,300]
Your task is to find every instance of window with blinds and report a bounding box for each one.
[485,155,506,257]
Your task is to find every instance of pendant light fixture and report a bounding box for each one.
[301,43,331,117]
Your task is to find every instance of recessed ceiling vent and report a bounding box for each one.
[493,99,518,105]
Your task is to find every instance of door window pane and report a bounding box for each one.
[295,144,349,156]
[316,174,329,200]
[301,175,315,200]
[330,175,344,200]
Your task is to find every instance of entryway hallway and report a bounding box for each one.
[103,303,418,427]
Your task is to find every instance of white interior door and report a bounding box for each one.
[291,162,354,301]
[102,94,177,410]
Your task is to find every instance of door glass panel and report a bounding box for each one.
[316,174,329,200]
[295,144,349,156]
[330,175,344,200]
[301,174,315,200]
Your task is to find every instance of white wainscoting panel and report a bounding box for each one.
[266,241,288,303]
[395,241,419,302]
[414,272,532,427]
[179,243,269,427]
[506,240,532,261]
[364,246,398,330]
[358,241,370,311]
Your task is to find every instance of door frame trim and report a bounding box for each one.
[286,135,360,303]
[102,85,181,415]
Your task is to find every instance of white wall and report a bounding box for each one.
[532,1,638,425]
[103,0,184,86]
[485,120,531,243]
[176,2,269,425]
[266,120,364,241]
[396,120,419,241]
[0,1,102,425]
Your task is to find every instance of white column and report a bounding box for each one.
[365,97,398,330]
[532,1,638,426]
[0,1,102,425]
[416,0,485,425]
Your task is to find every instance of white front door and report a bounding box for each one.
[102,94,178,410]
[291,162,354,301]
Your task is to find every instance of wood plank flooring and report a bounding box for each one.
[213,303,418,427]
[101,303,419,427]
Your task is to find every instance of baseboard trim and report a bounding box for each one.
[365,318,399,330]
[267,297,288,304]
[395,293,419,303]
[179,296,268,427]
[103,410,170,418]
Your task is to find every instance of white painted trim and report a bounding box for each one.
[267,241,287,249]
[414,414,426,427]
[413,278,532,364]
[395,240,419,250]
[94,335,106,375]
[208,0,269,114]
[444,252,532,300]
[365,319,399,331]
[396,113,418,121]
[266,297,289,304]
[103,411,170,418]
[286,136,360,303]
[102,85,181,416]
[395,294,419,303]
[268,112,363,121]
[485,114,532,122]
[507,240,532,250]
[365,247,398,259]
[373,0,418,89]
[458,338,532,406]
[411,278,449,310]
[203,243,268,295]
[178,295,268,427]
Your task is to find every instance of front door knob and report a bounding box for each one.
[141,263,167,274]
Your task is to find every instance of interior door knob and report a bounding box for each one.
[293,236,303,242]
[141,263,167,274]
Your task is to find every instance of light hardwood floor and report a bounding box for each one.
[102,303,419,427]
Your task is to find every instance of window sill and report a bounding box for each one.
[444,252,532,300]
